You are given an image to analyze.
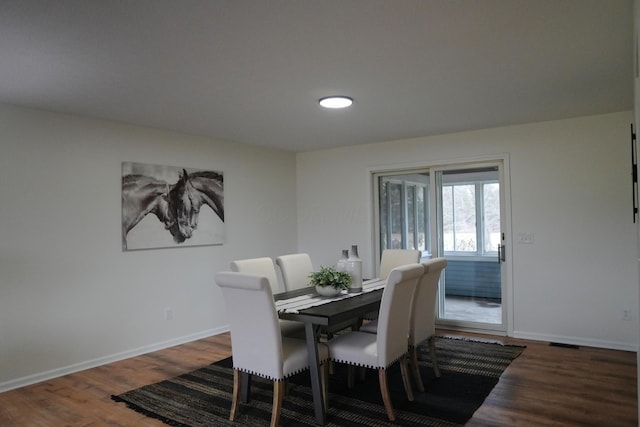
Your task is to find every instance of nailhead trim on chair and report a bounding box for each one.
[329,353,406,370]
[234,367,298,381]
[235,356,330,381]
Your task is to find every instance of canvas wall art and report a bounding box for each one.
[121,162,224,251]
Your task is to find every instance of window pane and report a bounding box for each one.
[453,185,476,252]
[483,182,500,252]
[389,182,403,248]
[379,179,388,249]
[379,174,429,253]
[416,186,426,251]
[442,186,454,251]
[407,186,415,250]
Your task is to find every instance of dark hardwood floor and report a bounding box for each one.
[0,330,636,426]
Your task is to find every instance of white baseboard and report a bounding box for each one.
[512,330,639,352]
[0,326,230,393]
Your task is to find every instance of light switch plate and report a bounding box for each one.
[517,232,534,244]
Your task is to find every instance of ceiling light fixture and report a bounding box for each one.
[319,96,353,109]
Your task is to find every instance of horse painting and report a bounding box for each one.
[121,163,224,251]
[167,170,224,242]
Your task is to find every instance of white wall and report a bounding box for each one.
[2,105,636,392]
[0,104,298,390]
[297,111,639,351]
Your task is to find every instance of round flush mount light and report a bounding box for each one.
[319,96,353,109]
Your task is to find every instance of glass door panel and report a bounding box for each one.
[435,166,504,330]
[378,173,431,254]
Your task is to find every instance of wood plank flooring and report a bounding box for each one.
[0,330,636,426]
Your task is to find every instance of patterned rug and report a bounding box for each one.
[112,337,524,426]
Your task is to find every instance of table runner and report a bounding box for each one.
[275,279,385,314]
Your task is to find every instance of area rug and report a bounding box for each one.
[112,337,524,426]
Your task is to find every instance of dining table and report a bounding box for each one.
[274,278,386,425]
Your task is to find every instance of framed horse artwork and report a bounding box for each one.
[121,162,224,251]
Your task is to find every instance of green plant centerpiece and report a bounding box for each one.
[309,266,352,297]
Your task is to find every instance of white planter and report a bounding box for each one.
[315,285,342,297]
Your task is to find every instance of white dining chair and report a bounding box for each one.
[408,257,447,390]
[327,264,424,422]
[378,249,421,280]
[362,249,421,321]
[230,257,305,338]
[215,271,329,427]
[230,257,282,293]
[361,258,447,392]
[275,253,314,291]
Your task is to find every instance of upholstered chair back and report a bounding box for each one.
[215,272,285,380]
[375,263,424,366]
[410,258,448,346]
[230,257,281,294]
[275,253,314,291]
[216,271,330,426]
[378,249,421,281]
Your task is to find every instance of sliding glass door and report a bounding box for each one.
[374,160,508,332]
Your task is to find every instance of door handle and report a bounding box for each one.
[498,244,506,262]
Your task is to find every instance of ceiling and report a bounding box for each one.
[0,0,633,152]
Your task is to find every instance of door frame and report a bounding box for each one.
[370,153,513,336]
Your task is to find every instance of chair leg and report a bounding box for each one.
[399,355,415,402]
[378,368,395,421]
[409,345,425,392]
[358,366,367,381]
[429,336,441,378]
[346,364,366,387]
[230,369,241,421]
[271,380,285,427]
[347,365,355,389]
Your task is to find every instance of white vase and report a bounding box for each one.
[315,285,342,297]
[345,244,363,293]
[336,249,349,272]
